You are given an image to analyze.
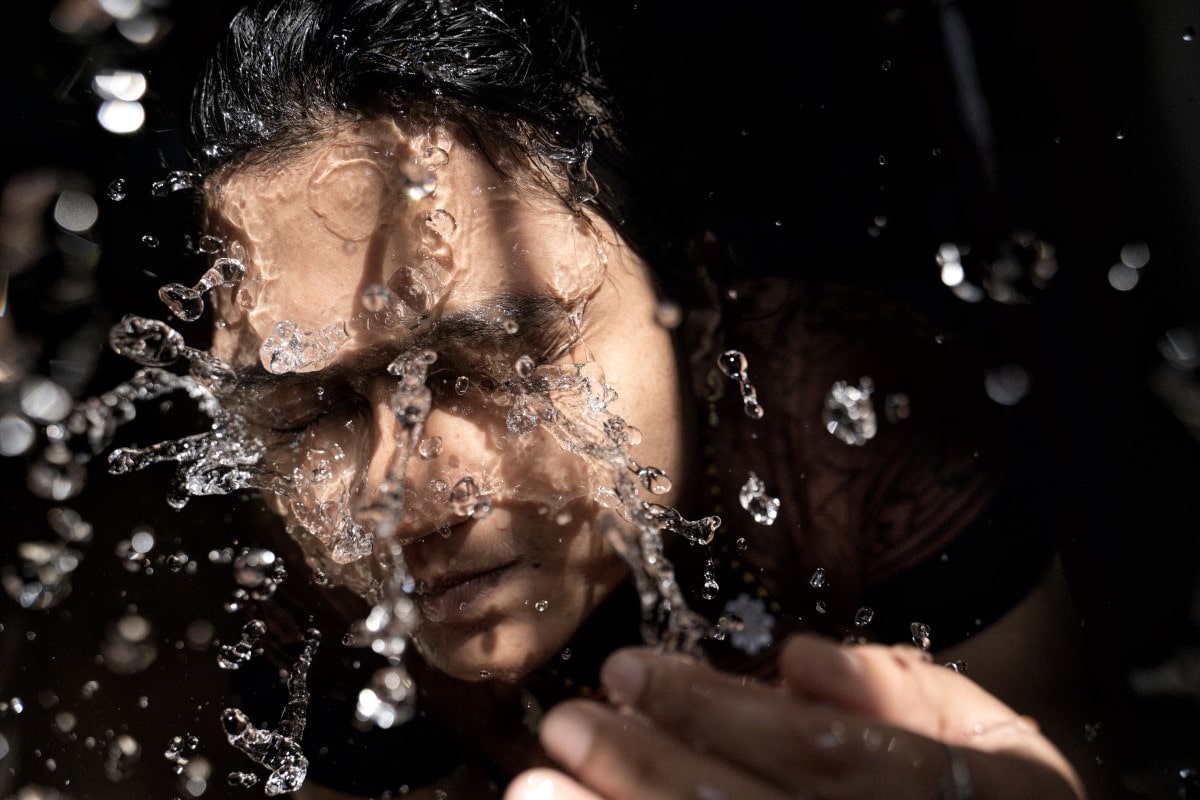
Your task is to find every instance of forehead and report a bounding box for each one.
[204,120,609,374]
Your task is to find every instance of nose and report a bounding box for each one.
[357,379,476,545]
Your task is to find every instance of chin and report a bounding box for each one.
[414,614,575,683]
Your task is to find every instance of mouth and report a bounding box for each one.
[414,561,519,623]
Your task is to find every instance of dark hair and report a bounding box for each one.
[189,0,678,274]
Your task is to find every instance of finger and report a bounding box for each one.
[506,768,605,800]
[598,647,966,798]
[539,699,791,800]
[599,648,835,782]
[777,634,1011,738]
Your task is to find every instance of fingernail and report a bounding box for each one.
[600,650,645,705]
[507,770,560,800]
[541,705,595,771]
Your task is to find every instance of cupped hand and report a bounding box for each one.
[505,633,1086,800]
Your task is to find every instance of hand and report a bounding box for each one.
[505,633,1086,800]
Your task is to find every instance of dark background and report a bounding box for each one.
[2,1,1199,798]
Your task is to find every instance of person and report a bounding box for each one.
[165,0,1107,797]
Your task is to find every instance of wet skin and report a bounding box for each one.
[205,118,687,682]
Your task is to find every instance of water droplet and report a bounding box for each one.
[19,378,72,424]
[419,146,450,171]
[217,619,267,670]
[654,300,682,329]
[228,771,260,787]
[1120,240,1151,269]
[823,378,878,445]
[854,606,874,627]
[735,537,747,551]
[107,178,128,201]
[636,465,673,495]
[881,58,892,70]
[357,284,391,311]
[1115,130,1127,141]
[448,477,490,518]
[223,629,318,794]
[534,600,548,612]
[910,622,932,650]
[418,436,442,459]
[158,283,203,321]
[984,364,1030,406]
[1108,263,1139,292]
[718,351,747,381]
[142,235,159,248]
[1184,27,1196,41]
[884,392,911,422]
[104,734,141,781]
[454,375,470,395]
[108,315,185,366]
[717,351,765,419]
[738,472,780,526]
[425,209,457,239]
[0,414,36,456]
[515,355,537,379]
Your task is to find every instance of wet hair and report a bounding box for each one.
[189,0,671,271]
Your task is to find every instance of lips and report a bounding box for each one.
[414,561,518,622]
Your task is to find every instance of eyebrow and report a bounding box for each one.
[232,293,581,391]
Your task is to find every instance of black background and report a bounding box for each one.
[2,1,1199,798]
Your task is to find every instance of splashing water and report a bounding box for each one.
[158,257,246,322]
[108,315,237,395]
[508,358,712,650]
[717,350,765,419]
[936,231,1059,305]
[346,349,438,728]
[823,378,878,446]
[95,309,716,735]
[738,472,780,526]
[217,619,267,670]
[537,115,601,204]
[163,733,200,775]
[222,628,319,796]
[259,320,348,375]
[910,621,932,651]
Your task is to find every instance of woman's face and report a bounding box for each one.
[204,119,686,682]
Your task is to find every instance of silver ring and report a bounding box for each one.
[941,744,976,800]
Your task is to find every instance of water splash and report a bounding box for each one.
[163,733,200,775]
[717,350,764,419]
[222,628,319,796]
[936,231,1059,304]
[510,359,711,650]
[738,472,780,526]
[0,539,82,610]
[823,378,878,446]
[347,349,437,729]
[108,315,237,395]
[259,321,348,375]
[448,476,491,518]
[150,170,201,197]
[217,619,267,670]
[538,115,600,205]
[910,621,932,651]
[232,548,287,602]
[158,257,246,322]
